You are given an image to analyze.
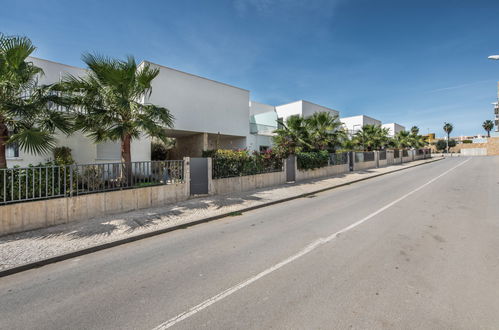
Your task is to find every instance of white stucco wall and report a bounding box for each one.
[382,123,405,137]
[275,101,303,122]
[301,100,339,118]
[275,100,339,122]
[340,115,382,134]
[144,61,250,138]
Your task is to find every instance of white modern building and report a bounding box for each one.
[8,56,412,168]
[340,115,382,136]
[381,123,406,137]
[143,61,251,158]
[275,100,339,123]
[247,101,278,152]
[6,57,151,168]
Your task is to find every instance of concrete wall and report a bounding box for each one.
[246,134,274,152]
[8,131,151,168]
[455,137,499,156]
[353,160,377,171]
[301,100,339,118]
[0,182,189,236]
[210,171,286,195]
[461,148,487,156]
[296,164,349,181]
[275,101,303,122]
[275,100,339,122]
[382,123,405,137]
[341,115,382,135]
[144,61,250,138]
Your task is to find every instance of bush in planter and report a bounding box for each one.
[296,151,329,170]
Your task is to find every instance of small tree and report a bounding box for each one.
[60,54,173,183]
[482,120,494,137]
[0,33,71,168]
[353,125,390,151]
[435,139,447,152]
[443,122,453,153]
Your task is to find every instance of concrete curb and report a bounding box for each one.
[0,157,444,278]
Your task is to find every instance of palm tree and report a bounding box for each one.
[410,126,419,135]
[305,112,346,152]
[59,53,174,181]
[482,120,494,137]
[273,115,311,155]
[443,122,453,153]
[393,130,412,149]
[0,33,71,168]
[353,124,390,151]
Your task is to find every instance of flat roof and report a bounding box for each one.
[141,60,249,93]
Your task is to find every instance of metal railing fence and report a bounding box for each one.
[379,150,387,160]
[0,160,184,205]
[329,152,349,166]
[402,149,409,157]
[355,151,375,163]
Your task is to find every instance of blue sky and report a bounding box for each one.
[1,0,499,137]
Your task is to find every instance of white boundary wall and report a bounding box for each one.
[296,164,349,181]
[461,148,487,156]
[210,171,286,195]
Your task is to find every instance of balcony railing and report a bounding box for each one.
[249,123,277,135]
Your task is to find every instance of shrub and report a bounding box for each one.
[151,142,169,160]
[462,139,473,144]
[53,146,74,165]
[209,149,283,178]
[297,151,329,170]
[435,139,447,151]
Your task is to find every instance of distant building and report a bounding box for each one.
[381,123,405,137]
[340,115,382,136]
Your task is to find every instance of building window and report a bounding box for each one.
[6,142,19,158]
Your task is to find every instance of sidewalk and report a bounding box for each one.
[0,157,442,274]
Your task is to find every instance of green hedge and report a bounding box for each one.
[297,151,329,170]
[205,149,283,179]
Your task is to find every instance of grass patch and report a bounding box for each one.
[228,211,243,216]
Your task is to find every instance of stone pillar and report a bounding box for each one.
[183,157,190,196]
[207,157,214,195]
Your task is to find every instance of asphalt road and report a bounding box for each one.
[1,156,498,329]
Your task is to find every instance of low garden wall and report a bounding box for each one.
[353,160,377,171]
[210,171,286,195]
[0,182,189,236]
[296,164,349,181]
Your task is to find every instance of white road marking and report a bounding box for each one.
[152,158,471,329]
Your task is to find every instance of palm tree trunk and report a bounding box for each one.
[487,130,490,138]
[121,134,132,186]
[447,132,450,153]
[0,122,8,169]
